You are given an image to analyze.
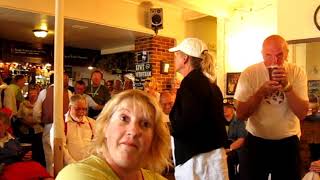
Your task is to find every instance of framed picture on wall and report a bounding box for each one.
[226,72,241,96]
[308,80,320,100]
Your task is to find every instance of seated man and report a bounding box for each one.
[63,94,95,165]
[160,91,174,121]
[224,102,247,180]
[0,111,51,179]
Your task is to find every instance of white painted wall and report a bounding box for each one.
[278,0,320,41]
[185,16,217,52]
[225,1,277,73]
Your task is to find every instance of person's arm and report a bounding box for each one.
[284,89,309,120]
[227,137,246,152]
[87,96,103,110]
[33,89,46,124]
[227,117,247,152]
[272,66,309,120]
[236,81,281,120]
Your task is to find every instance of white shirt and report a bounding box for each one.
[63,113,95,164]
[82,94,100,110]
[234,62,308,140]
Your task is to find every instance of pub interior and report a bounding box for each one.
[0,0,320,179]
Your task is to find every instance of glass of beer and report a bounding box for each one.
[267,65,279,81]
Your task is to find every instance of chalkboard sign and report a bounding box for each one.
[134,51,151,89]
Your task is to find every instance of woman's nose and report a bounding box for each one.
[127,122,142,137]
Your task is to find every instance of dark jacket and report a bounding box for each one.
[170,69,227,165]
[0,138,23,165]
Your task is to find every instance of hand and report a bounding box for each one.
[271,66,289,88]
[24,101,34,109]
[225,148,232,154]
[257,81,282,97]
[310,160,320,173]
[22,151,32,161]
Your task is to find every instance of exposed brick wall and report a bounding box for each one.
[135,36,176,92]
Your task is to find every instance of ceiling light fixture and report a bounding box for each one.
[33,29,48,38]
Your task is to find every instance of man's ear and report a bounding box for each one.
[183,55,189,65]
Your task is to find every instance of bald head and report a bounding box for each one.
[263,35,288,50]
[262,35,289,66]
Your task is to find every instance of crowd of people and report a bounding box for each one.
[0,34,319,180]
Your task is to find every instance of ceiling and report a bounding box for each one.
[0,0,273,52]
[0,7,149,51]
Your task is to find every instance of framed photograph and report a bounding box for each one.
[308,80,320,100]
[81,78,90,87]
[226,72,241,96]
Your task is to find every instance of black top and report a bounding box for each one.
[86,84,110,118]
[170,69,227,165]
[0,138,23,165]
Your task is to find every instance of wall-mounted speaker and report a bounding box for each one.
[150,8,163,33]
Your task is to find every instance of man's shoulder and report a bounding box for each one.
[99,85,108,91]
[243,62,264,72]
[5,84,15,90]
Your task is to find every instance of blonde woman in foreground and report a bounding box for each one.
[56,89,171,180]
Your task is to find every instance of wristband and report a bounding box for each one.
[283,82,292,92]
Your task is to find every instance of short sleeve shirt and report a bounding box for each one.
[234,62,308,140]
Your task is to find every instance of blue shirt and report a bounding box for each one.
[227,114,247,141]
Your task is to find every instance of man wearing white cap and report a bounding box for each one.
[169,38,228,180]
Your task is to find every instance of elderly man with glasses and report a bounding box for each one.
[62,94,95,165]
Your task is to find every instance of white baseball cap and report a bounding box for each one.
[169,38,208,58]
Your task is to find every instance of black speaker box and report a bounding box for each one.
[150,8,163,29]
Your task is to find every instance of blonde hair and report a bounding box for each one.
[93,89,171,173]
[179,47,217,83]
[201,50,216,82]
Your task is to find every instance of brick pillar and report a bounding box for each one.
[135,36,175,92]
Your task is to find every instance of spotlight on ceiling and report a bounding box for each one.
[33,29,48,38]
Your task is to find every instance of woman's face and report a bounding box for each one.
[104,100,154,170]
[28,89,38,101]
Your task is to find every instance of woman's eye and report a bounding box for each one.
[119,115,129,122]
[141,120,152,129]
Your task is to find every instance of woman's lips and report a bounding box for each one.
[121,141,138,149]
